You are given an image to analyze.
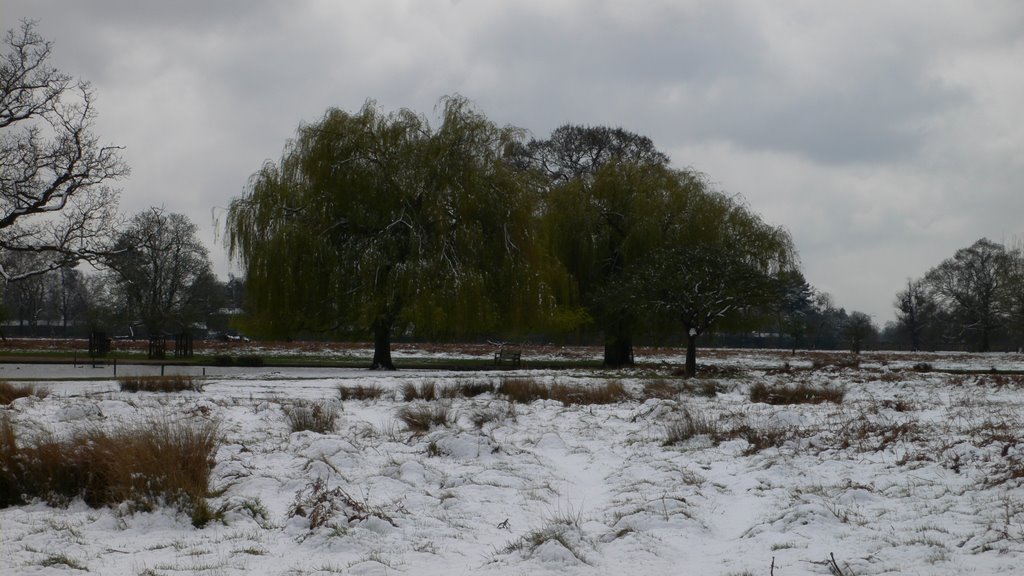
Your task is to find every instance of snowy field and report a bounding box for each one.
[4,349,1024,575]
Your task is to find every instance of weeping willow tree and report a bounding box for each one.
[633,175,798,376]
[226,96,562,369]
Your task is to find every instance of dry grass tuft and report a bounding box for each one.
[453,380,496,398]
[338,383,385,401]
[0,381,49,404]
[284,400,339,434]
[499,377,550,403]
[729,421,791,455]
[549,380,629,405]
[0,414,219,520]
[402,381,437,402]
[662,410,790,455]
[499,377,627,405]
[664,409,720,444]
[396,403,452,434]
[118,375,202,393]
[750,381,845,405]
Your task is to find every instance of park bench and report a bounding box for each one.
[493,346,523,367]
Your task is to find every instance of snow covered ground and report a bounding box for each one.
[4,349,1024,575]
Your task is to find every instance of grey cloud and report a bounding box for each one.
[2,0,1022,323]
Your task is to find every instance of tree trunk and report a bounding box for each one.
[685,329,698,378]
[603,323,634,368]
[371,320,396,370]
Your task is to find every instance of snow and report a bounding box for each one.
[3,348,1024,574]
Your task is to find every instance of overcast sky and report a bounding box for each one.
[5,0,1023,324]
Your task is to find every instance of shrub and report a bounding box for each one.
[0,414,219,518]
[338,384,385,401]
[499,377,550,404]
[0,381,49,404]
[212,355,234,366]
[396,403,452,434]
[118,375,202,393]
[284,400,339,434]
[750,382,844,405]
[289,476,397,531]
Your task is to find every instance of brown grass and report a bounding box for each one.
[338,383,385,401]
[499,377,628,405]
[750,382,845,405]
[549,380,628,405]
[0,414,219,520]
[499,377,550,403]
[0,381,49,404]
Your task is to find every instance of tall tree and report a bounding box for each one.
[843,311,877,354]
[999,243,1024,351]
[542,159,684,366]
[44,266,88,333]
[0,20,127,281]
[769,268,814,352]
[105,208,214,334]
[633,176,796,376]
[523,126,672,367]
[924,238,1009,352]
[893,278,937,351]
[227,97,557,369]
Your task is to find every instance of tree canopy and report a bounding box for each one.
[898,238,1022,352]
[228,98,800,371]
[521,126,674,366]
[629,177,797,375]
[104,208,216,334]
[227,97,559,368]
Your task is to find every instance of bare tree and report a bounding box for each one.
[894,278,937,351]
[1001,242,1024,351]
[0,20,127,281]
[844,311,877,354]
[45,266,88,332]
[106,208,214,334]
